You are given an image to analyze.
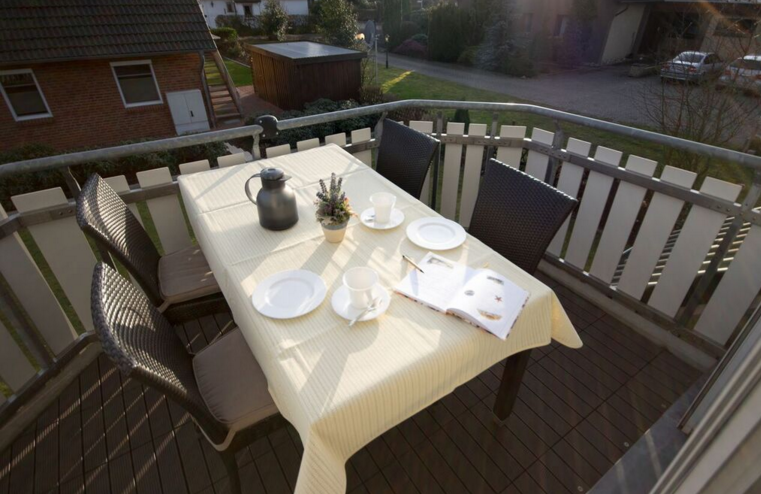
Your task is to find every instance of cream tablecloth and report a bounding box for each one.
[178,144,582,494]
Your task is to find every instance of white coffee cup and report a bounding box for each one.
[343,267,378,309]
[370,192,396,224]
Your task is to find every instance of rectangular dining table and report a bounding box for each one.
[178,144,582,494]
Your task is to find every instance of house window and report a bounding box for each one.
[243,5,253,17]
[226,2,235,13]
[522,13,533,35]
[554,15,569,37]
[715,17,758,38]
[0,69,52,121]
[110,60,162,108]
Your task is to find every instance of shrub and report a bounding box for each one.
[393,39,427,59]
[475,16,512,71]
[246,98,380,147]
[427,4,465,62]
[411,33,428,45]
[215,15,262,36]
[314,0,358,48]
[261,0,289,41]
[500,52,536,77]
[457,46,478,66]
[0,141,226,210]
[211,27,243,59]
[453,108,471,128]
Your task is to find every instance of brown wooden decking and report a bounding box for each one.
[0,276,702,494]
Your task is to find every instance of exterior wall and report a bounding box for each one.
[200,0,309,28]
[601,4,646,63]
[511,0,620,64]
[0,53,206,152]
[700,15,761,62]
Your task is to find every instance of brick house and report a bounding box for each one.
[0,0,219,152]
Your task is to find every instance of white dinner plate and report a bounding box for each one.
[406,217,467,250]
[331,284,391,322]
[252,270,327,319]
[360,208,405,230]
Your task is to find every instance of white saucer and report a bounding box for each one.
[360,208,405,230]
[406,217,467,250]
[331,284,391,322]
[252,270,327,319]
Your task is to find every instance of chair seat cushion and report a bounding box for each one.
[193,328,278,430]
[158,246,220,304]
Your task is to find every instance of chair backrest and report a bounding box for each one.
[91,263,228,443]
[77,174,163,305]
[468,159,578,275]
[375,119,440,199]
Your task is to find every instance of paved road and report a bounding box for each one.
[381,53,663,127]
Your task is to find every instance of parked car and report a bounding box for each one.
[661,51,724,82]
[718,55,761,94]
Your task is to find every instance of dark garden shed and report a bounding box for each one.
[246,41,366,111]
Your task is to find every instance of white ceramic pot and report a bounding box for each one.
[321,221,348,243]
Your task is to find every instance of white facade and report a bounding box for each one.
[199,0,309,29]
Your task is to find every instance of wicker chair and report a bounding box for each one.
[468,159,578,275]
[77,174,225,318]
[375,119,440,199]
[91,263,287,494]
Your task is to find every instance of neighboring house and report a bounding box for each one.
[200,0,310,29]
[457,0,759,65]
[0,0,218,152]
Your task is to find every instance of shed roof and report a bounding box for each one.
[0,0,216,66]
[246,42,366,65]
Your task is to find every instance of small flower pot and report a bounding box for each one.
[321,221,348,243]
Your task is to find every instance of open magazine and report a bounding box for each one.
[395,252,530,340]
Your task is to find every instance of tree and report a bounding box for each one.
[261,0,289,41]
[638,13,761,177]
[315,0,358,48]
[427,3,465,63]
[382,0,403,49]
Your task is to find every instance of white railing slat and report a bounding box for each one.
[179,159,211,175]
[0,319,36,391]
[563,147,623,269]
[296,138,320,152]
[0,204,77,354]
[616,166,697,299]
[265,144,291,158]
[136,168,192,254]
[11,188,97,330]
[217,153,246,168]
[458,123,488,228]
[351,128,372,166]
[525,128,554,179]
[546,138,592,256]
[589,155,657,284]
[325,133,347,146]
[695,225,761,344]
[441,122,465,220]
[648,177,743,317]
[496,126,526,168]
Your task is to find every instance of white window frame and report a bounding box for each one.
[0,68,53,122]
[110,60,163,108]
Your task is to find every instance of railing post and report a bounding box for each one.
[0,280,52,367]
[431,111,443,210]
[61,166,81,199]
[545,119,564,185]
[487,112,499,163]
[678,170,761,328]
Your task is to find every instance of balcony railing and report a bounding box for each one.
[1,99,760,432]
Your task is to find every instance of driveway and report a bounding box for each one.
[382,53,658,127]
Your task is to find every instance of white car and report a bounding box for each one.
[661,51,724,82]
[718,55,761,93]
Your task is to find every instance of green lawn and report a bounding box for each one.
[224,59,253,87]
[373,66,754,193]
